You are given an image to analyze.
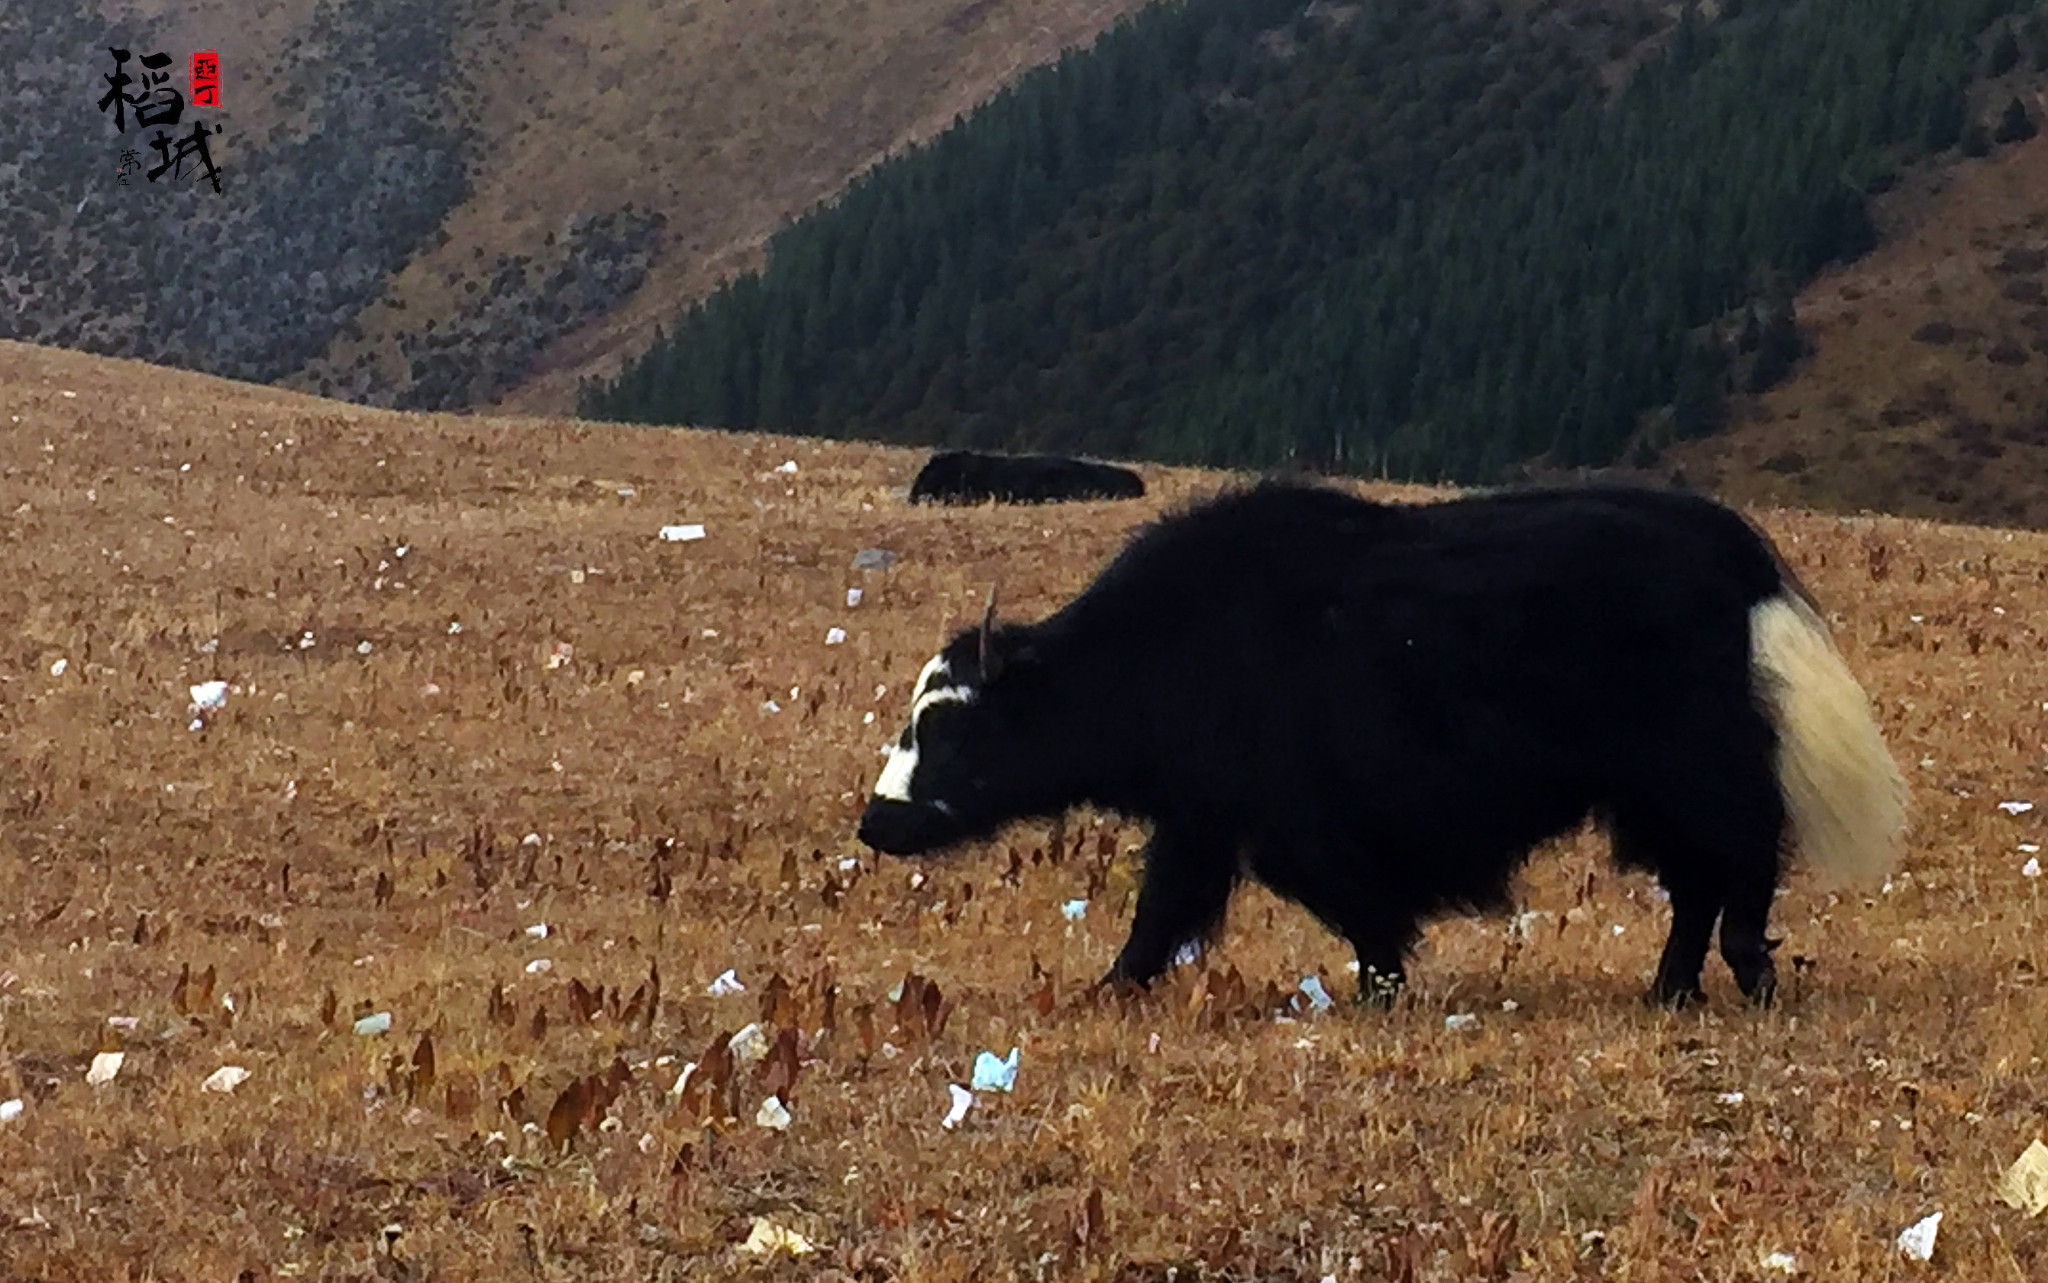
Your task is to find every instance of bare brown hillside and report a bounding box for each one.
[62,0,1148,415]
[1669,126,2048,530]
[6,339,2048,1279]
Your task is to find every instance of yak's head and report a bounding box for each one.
[857,592,1056,857]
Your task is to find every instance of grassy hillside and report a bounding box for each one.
[5,339,2048,1278]
[8,0,1150,411]
[583,0,2043,488]
[1664,130,2048,530]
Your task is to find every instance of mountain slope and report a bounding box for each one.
[582,0,2041,488]
[11,0,1150,411]
[1663,128,2048,529]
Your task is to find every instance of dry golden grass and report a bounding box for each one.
[5,337,2048,1281]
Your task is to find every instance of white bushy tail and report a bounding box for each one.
[1749,590,1909,885]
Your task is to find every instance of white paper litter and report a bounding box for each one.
[658,524,706,542]
[1172,940,1202,967]
[942,1083,974,1129]
[1896,1211,1941,1261]
[1444,1013,1479,1032]
[2001,801,2036,815]
[668,1063,698,1100]
[0,1099,21,1123]
[740,1217,813,1256]
[353,1012,392,1036]
[730,1023,771,1070]
[825,627,847,645]
[525,958,552,974]
[201,1066,251,1093]
[86,1051,124,1085]
[1760,1249,1797,1273]
[49,658,66,676]
[189,680,228,711]
[775,460,798,474]
[1299,975,1334,1013]
[525,922,550,939]
[706,968,744,996]
[846,588,863,607]
[2025,858,2042,880]
[755,1095,792,1130]
[971,1047,1020,1092]
[1718,1091,1745,1105]
[1061,899,1088,921]
[1997,1139,2048,1216]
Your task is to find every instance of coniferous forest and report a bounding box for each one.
[581,0,2044,484]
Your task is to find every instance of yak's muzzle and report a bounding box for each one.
[856,797,963,856]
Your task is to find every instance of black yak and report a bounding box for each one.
[908,449,1145,505]
[855,479,1908,1008]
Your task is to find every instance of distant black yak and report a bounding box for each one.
[856,480,1908,1008]
[907,449,1145,505]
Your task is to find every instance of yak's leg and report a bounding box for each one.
[1614,804,1720,1008]
[1649,876,1721,1009]
[1101,826,1238,988]
[1347,919,1416,1008]
[1714,776,1788,1007]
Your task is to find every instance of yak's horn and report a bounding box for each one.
[978,586,999,677]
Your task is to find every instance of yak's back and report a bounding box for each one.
[1060,479,1784,634]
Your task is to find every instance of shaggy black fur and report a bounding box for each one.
[907,450,1145,505]
[857,479,1815,1008]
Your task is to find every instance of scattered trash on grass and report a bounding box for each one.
[2000,801,2035,815]
[0,1099,21,1123]
[730,1023,771,1070]
[201,1066,251,1094]
[353,1012,392,1037]
[755,1095,792,1130]
[739,1217,814,1256]
[86,1051,124,1085]
[852,548,897,571]
[1997,1139,2048,1216]
[1298,975,1334,1013]
[1444,1013,1479,1032]
[972,1048,1020,1093]
[659,524,706,542]
[707,969,744,996]
[1896,1211,1941,1261]
[189,680,227,711]
[826,627,847,645]
[1061,899,1087,921]
[846,588,863,607]
[942,1083,974,1129]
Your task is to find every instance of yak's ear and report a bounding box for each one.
[978,586,1000,681]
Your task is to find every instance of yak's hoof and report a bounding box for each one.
[1737,963,1778,1009]
[1647,982,1705,1011]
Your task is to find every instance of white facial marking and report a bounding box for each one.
[875,743,918,801]
[871,651,978,803]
